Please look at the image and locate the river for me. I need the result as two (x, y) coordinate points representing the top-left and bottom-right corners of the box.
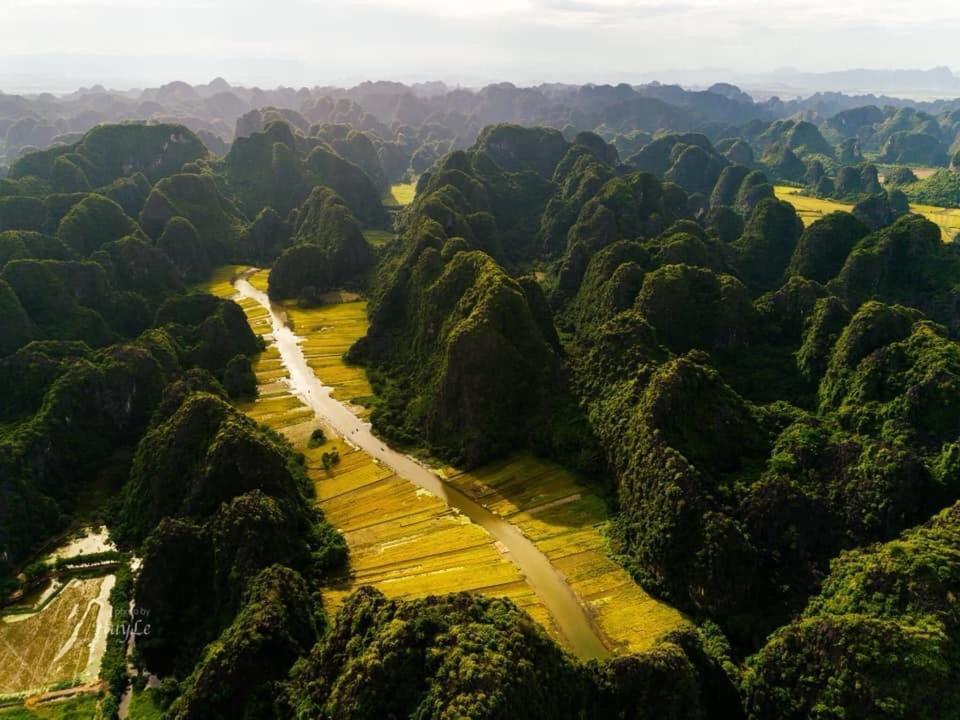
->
(232, 275), (610, 660)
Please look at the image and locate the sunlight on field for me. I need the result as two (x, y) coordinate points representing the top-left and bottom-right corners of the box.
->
(192, 264), (245, 299)
(199, 265), (684, 655)
(303, 437), (558, 639)
(200, 266), (313, 428)
(774, 186), (853, 224)
(0, 577), (114, 696)
(910, 203), (960, 241)
(383, 181), (416, 207)
(202, 268), (557, 639)
(775, 185), (960, 241)
(445, 454), (689, 654)
(284, 302), (374, 415)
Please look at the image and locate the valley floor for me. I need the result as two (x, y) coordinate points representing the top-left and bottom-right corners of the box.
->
(775, 185), (960, 239)
(200, 266), (686, 658)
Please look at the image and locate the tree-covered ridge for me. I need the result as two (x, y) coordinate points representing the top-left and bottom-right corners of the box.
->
(279, 587), (740, 720)
(3, 101), (960, 720)
(0, 290), (262, 575)
(116, 391), (346, 678)
(268, 186), (374, 302)
(343, 120), (960, 719)
(744, 502), (960, 719)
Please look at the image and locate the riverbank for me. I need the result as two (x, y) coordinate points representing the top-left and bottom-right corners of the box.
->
(201, 266), (687, 659)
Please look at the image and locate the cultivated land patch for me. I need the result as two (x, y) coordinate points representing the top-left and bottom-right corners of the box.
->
(775, 185), (960, 240)
(283, 302), (375, 415)
(202, 271), (554, 635)
(0, 576), (114, 697)
(444, 455), (688, 654)
(383, 181), (416, 207)
(201, 266), (687, 655)
(198, 267), (313, 429)
(306, 436), (557, 637)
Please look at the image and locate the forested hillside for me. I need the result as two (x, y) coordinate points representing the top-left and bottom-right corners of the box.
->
(2, 77), (960, 719)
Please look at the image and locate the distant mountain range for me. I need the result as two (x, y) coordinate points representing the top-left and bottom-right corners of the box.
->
(656, 66), (960, 101)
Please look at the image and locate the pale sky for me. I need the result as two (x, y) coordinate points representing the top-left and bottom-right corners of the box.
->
(1, 0), (959, 91)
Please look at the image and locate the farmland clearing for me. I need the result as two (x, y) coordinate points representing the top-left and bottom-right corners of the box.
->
(0, 527), (121, 699)
(382, 181), (416, 207)
(0, 575), (114, 697)
(202, 266), (687, 659)
(775, 185), (960, 240)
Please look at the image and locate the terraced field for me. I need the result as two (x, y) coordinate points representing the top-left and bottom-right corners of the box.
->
(0, 576), (115, 697)
(775, 185), (960, 240)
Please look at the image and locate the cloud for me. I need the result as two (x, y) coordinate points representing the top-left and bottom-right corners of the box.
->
(2, 0), (959, 90)
(331, 0), (531, 18)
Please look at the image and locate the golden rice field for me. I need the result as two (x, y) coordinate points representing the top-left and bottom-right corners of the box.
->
(303, 436), (558, 639)
(0, 577), (114, 697)
(282, 301), (375, 415)
(910, 203), (960, 240)
(196, 267), (313, 428)
(383, 181), (416, 207)
(775, 185), (960, 240)
(199, 265), (686, 655)
(196, 269), (558, 639)
(444, 454), (688, 654)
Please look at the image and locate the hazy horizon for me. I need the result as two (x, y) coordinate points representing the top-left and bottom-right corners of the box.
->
(3, 0), (960, 96)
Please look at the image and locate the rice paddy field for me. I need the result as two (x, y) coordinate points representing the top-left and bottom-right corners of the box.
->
(382, 181), (416, 207)
(910, 202), (960, 240)
(197, 267), (314, 429)
(305, 436), (558, 638)
(443, 455), (688, 654)
(282, 301), (375, 415)
(199, 265), (687, 656)
(775, 185), (960, 240)
(0, 576), (115, 697)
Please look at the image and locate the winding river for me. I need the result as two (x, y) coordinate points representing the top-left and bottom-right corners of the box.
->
(233, 275), (610, 660)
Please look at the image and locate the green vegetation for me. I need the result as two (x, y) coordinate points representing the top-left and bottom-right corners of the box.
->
(222, 120), (388, 226)
(5, 92), (960, 719)
(744, 502), (960, 719)
(279, 587), (739, 720)
(268, 187), (374, 301)
(114, 391), (346, 678)
(903, 168), (960, 206)
(0, 696), (99, 719)
(353, 239), (578, 466)
(9, 123), (207, 188)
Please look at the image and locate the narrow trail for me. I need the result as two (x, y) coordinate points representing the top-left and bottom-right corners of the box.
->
(233, 275), (610, 660)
